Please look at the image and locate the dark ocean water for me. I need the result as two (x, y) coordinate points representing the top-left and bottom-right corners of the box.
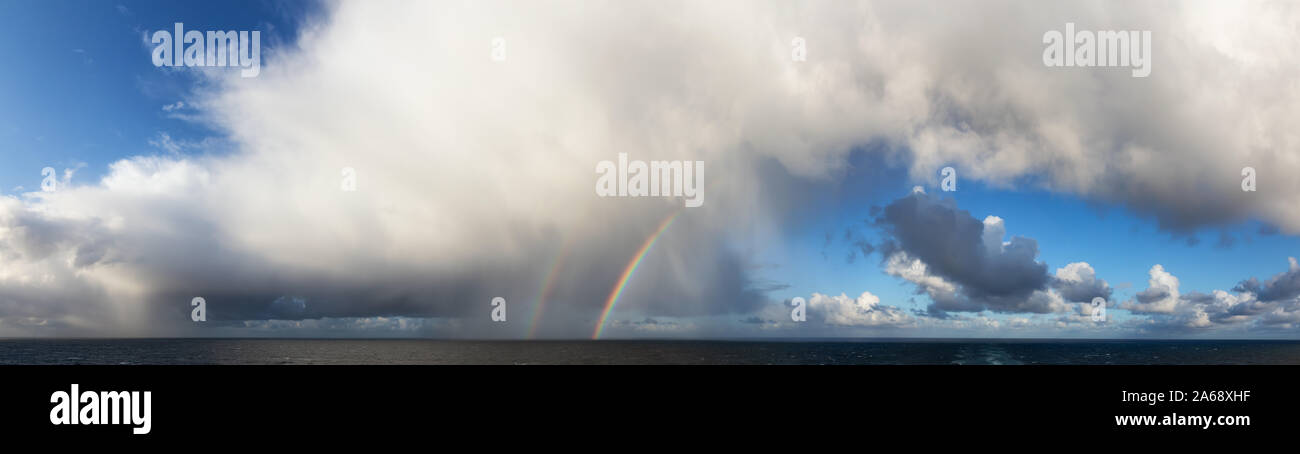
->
(3, 339), (1300, 364)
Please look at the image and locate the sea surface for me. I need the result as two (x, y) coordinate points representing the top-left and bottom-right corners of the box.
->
(3, 338), (1300, 365)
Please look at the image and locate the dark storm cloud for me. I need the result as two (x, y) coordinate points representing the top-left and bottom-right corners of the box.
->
(1233, 258), (1300, 303)
(0, 183), (774, 338)
(874, 192), (1052, 314)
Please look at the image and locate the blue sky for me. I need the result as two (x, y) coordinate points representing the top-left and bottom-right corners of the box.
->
(0, 1), (315, 191)
(765, 177), (1299, 322)
(0, 1), (1297, 339)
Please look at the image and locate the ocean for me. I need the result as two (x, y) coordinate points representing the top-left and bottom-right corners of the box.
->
(3, 338), (1300, 365)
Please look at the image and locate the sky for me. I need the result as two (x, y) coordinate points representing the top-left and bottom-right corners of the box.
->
(0, 0), (1298, 339)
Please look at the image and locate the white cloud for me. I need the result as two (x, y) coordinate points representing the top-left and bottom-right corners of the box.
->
(1123, 265), (1181, 314)
(981, 216), (1006, 255)
(807, 291), (911, 327)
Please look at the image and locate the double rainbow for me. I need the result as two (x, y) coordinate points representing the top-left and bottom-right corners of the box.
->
(526, 244), (571, 339)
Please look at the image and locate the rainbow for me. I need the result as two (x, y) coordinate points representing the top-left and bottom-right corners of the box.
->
(527, 244), (571, 339)
(591, 211), (680, 339)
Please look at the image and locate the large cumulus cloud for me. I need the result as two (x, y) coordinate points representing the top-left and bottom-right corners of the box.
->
(873, 191), (1104, 316)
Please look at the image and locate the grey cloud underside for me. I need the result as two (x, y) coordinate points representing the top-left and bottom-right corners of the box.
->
(1051, 272), (1112, 304)
(1234, 259), (1300, 303)
(0, 197), (769, 335)
(873, 193), (1056, 314)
